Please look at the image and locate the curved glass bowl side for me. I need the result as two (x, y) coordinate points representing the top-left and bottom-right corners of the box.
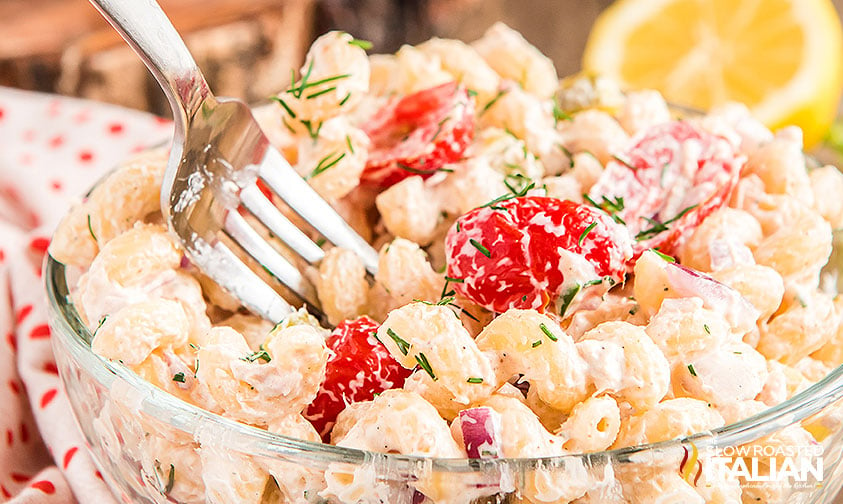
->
(45, 253), (843, 503)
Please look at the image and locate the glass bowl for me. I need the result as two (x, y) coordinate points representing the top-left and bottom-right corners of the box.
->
(44, 237), (843, 503)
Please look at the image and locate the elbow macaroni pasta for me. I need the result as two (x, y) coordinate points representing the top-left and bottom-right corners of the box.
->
(49, 24), (843, 504)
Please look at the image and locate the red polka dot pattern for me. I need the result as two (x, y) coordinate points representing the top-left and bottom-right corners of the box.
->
(28, 237), (50, 254)
(29, 324), (51, 340)
(0, 87), (168, 502)
(30, 479), (55, 494)
(16, 304), (32, 324)
(40, 389), (58, 409)
(62, 447), (78, 469)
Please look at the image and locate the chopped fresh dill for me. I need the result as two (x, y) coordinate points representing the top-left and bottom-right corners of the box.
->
(558, 284), (581, 318)
(86, 214), (97, 242)
(552, 101), (573, 124)
(386, 328), (410, 356)
(306, 86), (337, 100)
(307, 152), (346, 179)
(300, 119), (323, 140)
(650, 249), (676, 263)
(578, 221), (598, 247)
(348, 38), (373, 50)
(269, 95), (296, 118)
(396, 162), (453, 175)
(635, 205), (697, 241)
(469, 238), (491, 258)
(480, 89), (508, 115)
(539, 322), (558, 342)
(415, 352), (437, 380)
(242, 349), (271, 363)
(612, 154), (636, 170)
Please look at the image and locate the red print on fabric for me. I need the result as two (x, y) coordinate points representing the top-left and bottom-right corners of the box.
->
(30, 480), (56, 494)
(28, 237), (50, 255)
(40, 389), (58, 409)
(29, 325), (51, 340)
(63, 447), (79, 469)
(15, 304), (33, 324)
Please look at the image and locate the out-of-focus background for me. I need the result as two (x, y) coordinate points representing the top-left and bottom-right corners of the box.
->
(3, 0), (843, 151)
(2, 0), (835, 112)
(3, 0), (616, 115)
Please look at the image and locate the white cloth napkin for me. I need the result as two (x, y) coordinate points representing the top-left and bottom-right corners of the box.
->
(0, 86), (172, 503)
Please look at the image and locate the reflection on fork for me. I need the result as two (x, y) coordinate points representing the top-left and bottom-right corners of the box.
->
(87, 0), (378, 324)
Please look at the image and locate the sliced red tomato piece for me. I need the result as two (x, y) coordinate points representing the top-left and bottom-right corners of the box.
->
(304, 316), (411, 440)
(444, 196), (632, 314)
(588, 120), (744, 257)
(361, 81), (475, 187)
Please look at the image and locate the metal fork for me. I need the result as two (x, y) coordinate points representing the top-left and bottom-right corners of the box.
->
(89, 0), (379, 324)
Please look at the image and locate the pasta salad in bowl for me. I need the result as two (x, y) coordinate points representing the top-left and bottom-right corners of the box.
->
(46, 23), (843, 504)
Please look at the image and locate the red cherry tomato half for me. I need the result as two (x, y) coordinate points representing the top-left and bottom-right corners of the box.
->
(304, 316), (411, 440)
(361, 81), (475, 187)
(588, 120), (744, 257)
(445, 196), (632, 313)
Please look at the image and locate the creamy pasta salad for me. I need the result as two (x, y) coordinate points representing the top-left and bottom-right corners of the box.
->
(50, 23), (843, 504)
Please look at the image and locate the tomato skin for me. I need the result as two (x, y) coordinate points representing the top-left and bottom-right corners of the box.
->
(304, 316), (411, 440)
(361, 81), (475, 187)
(445, 196), (632, 313)
(588, 120), (744, 257)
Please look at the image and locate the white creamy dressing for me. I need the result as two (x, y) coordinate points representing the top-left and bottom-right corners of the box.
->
(575, 339), (626, 397)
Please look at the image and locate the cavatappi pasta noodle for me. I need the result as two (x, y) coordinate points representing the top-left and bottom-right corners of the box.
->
(50, 22), (843, 504)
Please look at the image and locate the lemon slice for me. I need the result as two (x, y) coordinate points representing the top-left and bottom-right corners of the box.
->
(582, 0), (843, 147)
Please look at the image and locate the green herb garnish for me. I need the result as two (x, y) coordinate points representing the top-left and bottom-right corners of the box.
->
(539, 322), (558, 342)
(299, 119), (323, 140)
(467, 377), (484, 384)
(579, 222), (598, 246)
(269, 95), (297, 118)
(349, 38), (373, 50)
(469, 238), (491, 258)
(396, 162), (453, 175)
(650, 249), (676, 263)
(172, 372), (185, 383)
(415, 352), (437, 381)
(687, 364), (697, 377)
(243, 349), (271, 363)
(635, 205), (697, 241)
(386, 328), (410, 356)
(481, 89), (508, 115)
(87, 214), (97, 242)
(558, 284), (581, 318)
(307, 152), (346, 179)
(306, 86), (337, 100)
(552, 102), (573, 124)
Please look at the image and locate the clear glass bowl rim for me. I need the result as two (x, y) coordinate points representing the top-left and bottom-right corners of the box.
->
(44, 250), (843, 472)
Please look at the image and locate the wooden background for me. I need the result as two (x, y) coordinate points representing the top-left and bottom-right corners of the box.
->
(8, 0), (842, 116)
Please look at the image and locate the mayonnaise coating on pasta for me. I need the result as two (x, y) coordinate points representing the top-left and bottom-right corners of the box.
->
(49, 23), (843, 504)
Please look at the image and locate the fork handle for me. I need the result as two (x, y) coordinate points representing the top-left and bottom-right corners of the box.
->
(87, 0), (210, 122)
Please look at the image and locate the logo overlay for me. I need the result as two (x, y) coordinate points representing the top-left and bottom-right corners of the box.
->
(679, 442), (824, 490)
